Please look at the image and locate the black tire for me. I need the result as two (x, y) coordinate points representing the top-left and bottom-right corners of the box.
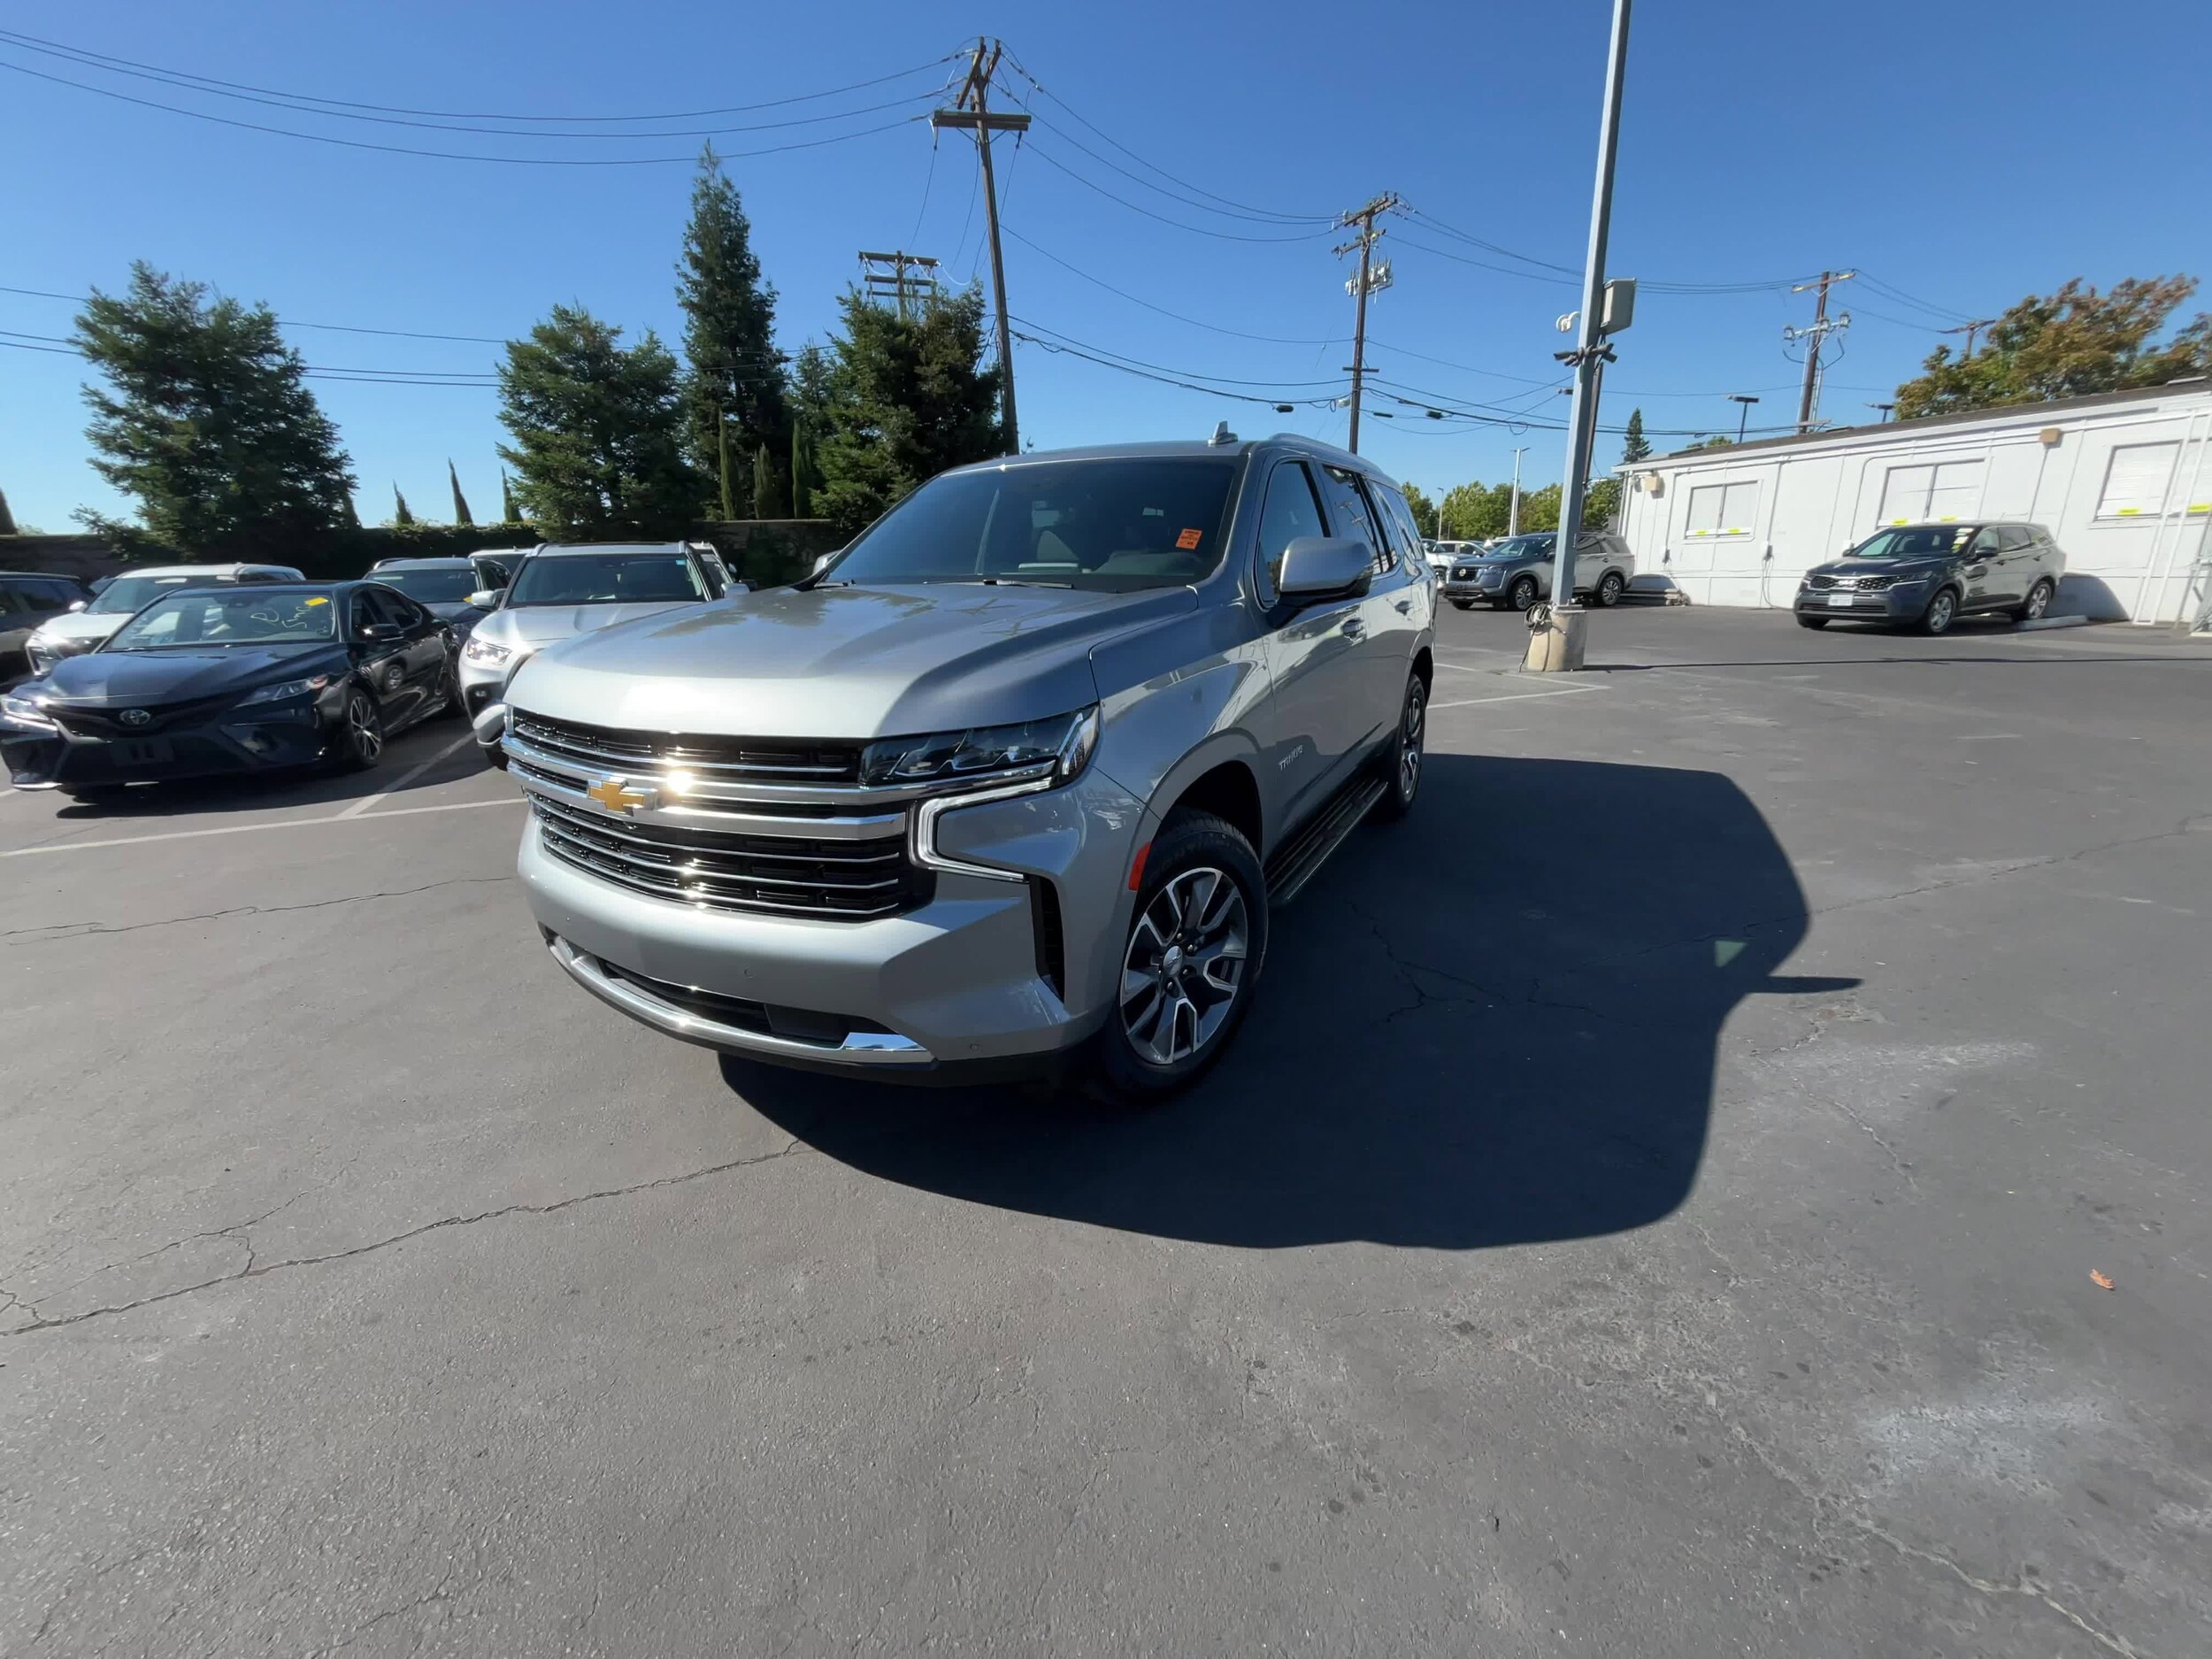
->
(1796, 615), (1830, 630)
(1448, 598), (1475, 611)
(432, 660), (465, 720)
(484, 743), (510, 771)
(329, 687), (386, 772)
(1373, 672), (1425, 821)
(1592, 570), (1625, 608)
(1094, 810), (1268, 1104)
(1508, 575), (1540, 611)
(2013, 578), (2055, 625)
(1916, 587), (1960, 637)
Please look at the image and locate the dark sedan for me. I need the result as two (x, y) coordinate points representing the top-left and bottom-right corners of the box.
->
(0, 581), (461, 798)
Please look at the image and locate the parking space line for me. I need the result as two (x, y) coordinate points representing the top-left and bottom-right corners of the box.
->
(1, 795), (523, 858)
(1430, 681), (1605, 710)
(335, 733), (480, 818)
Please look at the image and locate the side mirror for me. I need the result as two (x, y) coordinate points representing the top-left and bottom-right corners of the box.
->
(466, 589), (499, 609)
(810, 552), (837, 578)
(1276, 536), (1373, 603)
(68, 599), (88, 613)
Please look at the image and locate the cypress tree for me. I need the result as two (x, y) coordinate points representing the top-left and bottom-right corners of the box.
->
(0, 485), (17, 536)
(392, 485), (417, 527)
(448, 460), (474, 526)
(500, 472), (519, 525)
(1621, 407), (1652, 465)
(751, 444), (787, 519)
(678, 144), (784, 511)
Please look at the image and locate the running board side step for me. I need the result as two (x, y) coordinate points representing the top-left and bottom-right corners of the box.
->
(1263, 774), (1387, 908)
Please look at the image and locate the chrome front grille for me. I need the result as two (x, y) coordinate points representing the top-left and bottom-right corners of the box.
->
(529, 794), (924, 919)
(510, 711), (861, 784)
(1805, 573), (1837, 590)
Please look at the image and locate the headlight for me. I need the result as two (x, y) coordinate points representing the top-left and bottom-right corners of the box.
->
(464, 636), (512, 664)
(861, 706), (1100, 790)
(2, 691), (58, 730)
(236, 674), (333, 706)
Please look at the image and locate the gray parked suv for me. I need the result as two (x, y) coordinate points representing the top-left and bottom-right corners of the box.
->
(1442, 530), (1635, 611)
(501, 434), (1434, 1099)
(1795, 521), (2065, 634)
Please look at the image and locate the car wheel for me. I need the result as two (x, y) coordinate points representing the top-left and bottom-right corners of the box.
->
(331, 687), (386, 772)
(432, 661), (465, 720)
(1373, 672), (1425, 821)
(1916, 587), (1959, 637)
(1796, 616), (1831, 629)
(1095, 810), (1267, 1103)
(1593, 570), (1625, 608)
(2014, 578), (2055, 624)
(1448, 598), (1475, 611)
(1509, 575), (1540, 611)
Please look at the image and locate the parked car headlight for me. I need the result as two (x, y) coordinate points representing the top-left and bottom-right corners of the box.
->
(861, 706), (1100, 790)
(2, 691), (58, 730)
(464, 635), (511, 664)
(236, 674), (333, 706)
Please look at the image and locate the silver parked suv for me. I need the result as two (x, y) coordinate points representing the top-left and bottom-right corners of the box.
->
(1442, 529), (1634, 611)
(502, 434), (1434, 1099)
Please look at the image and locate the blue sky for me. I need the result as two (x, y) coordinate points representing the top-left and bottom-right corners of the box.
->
(4, 0), (2208, 534)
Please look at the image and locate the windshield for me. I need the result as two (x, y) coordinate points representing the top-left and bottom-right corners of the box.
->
(104, 588), (339, 650)
(371, 568), (478, 603)
(88, 573), (233, 615)
(828, 457), (1240, 591)
(505, 553), (705, 607)
(1847, 526), (1972, 560)
(1487, 534), (1556, 557)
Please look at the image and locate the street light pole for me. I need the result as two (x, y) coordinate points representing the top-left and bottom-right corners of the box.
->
(1545, 0), (1633, 657)
(1728, 393), (1760, 444)
(1509, 446), (1527, 535)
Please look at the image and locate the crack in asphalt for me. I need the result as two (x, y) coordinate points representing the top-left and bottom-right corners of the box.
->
(0, 875), (516, 945)
(1, 1141), (808, 1340)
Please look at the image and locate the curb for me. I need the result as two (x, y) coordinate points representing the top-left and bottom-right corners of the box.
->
(2016, 614), (2092, 632)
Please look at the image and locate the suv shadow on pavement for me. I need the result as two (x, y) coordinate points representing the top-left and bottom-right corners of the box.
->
(734, 753), (1853, 1251)
(38, 725), (487, 821)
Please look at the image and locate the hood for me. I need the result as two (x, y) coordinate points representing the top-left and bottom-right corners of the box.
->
(510, 582), (1194, 739)
(1809, 556), (1954, 579)
(422, 601), (486, 628)
(486, 601), (696, 650)
(30, 610), (124, 646)
(36, 641), (345, 706)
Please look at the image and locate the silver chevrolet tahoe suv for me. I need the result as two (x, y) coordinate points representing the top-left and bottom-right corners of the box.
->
(502, 434), (1434, 1099)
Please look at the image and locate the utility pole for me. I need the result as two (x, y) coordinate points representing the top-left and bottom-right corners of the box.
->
(1509, 446), (1527, 535)
(859, 250), (941, 319)
(1542, 0), (1635, 663)
(1728, 392), (1760, 444)
(932, 40), (1029, 455)
(1786, 270), (1855, 434)
(1334, 192), (1400, 454)
(1940, 317), (1995, 360)
(1869, 401), (1895, 423)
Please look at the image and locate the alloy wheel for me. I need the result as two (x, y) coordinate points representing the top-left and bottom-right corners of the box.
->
(2024, 581), (2052, 620)
(1510, 576), (1539, 611)
(1120, 866), (1250, 1066)
(1399, 680), (1425, 802)
(1925, 591), (1955, 635)
(348, 695), (382, 763)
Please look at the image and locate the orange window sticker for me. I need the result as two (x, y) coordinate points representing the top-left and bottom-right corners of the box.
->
(1175, 527), (1203, 550)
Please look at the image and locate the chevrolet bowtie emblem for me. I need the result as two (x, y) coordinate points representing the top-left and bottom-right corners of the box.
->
(586, 776), (657, 815)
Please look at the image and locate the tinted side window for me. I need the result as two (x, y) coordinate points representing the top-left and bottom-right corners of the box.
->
(1969, 527), (2002, 557)
(0, 581), (29, 617)
(1997, 526), (2033, 551)
(1375, 484), (1427, 572)
(1319, 465), (1390, 574)
(1254, 460), (1327, 606)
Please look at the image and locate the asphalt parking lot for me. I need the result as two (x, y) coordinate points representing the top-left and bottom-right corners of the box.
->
(4, 603), (2209, 1657)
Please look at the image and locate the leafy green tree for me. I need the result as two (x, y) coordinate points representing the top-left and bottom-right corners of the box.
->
(497, 305), (697, 534)
(1398, 480), (1439, 537)
(72, 262), (357, 552)
(814, 287), (1003, 533)
(1620, 408), (1652, 465)
(0, 486), (17, 536)
(392, 485), (418, 527)
(448, 460), (473, 526)
(500, 472), (519, 524)
(790, 419), (822, 518)
(751, 444), (788, 518)
(1685, 434), (1735, 451)
(677, 144), (784, 511)
(1583, 475), (1623, 528)
(1894, 276), (2209, 419)
(1517, 482), (1563, 532)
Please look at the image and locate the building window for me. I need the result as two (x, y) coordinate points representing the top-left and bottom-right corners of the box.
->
(2093, 442), (2190, 519)
(1684, 480), (1757, 537)
(1878, 459), (1983, 525)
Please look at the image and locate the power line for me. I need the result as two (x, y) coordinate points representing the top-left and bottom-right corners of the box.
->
(0, 282), (511, 343)
(1002, 225), (1342, 345)
(1855, 272), (1975, 323)
(0, 30), (962, 124)
(0, 333), (503, 385)
(1019, 143), (1336, 244)
(0, 58), (932, 165)
(1009, 328), (1333, 410)
(1018, 111), (1333, 227)
(1010, 316), (1340, 389)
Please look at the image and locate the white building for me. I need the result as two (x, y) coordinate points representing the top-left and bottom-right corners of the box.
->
(1615, 380), (2212, 628)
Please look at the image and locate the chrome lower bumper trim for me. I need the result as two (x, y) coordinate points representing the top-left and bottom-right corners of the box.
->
(547, 934), (933, 1066)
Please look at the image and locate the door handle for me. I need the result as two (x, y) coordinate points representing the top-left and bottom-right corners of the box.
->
(1341, 618), (1366, 639)
(1392, 598), (1413, 615)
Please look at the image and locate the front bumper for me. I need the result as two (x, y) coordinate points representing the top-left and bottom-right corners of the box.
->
(1443, 572), (1503, 601)
(458, 648), (529, 748)
(3, 695), (342, 788)
(24, 634), (96, 677)
(1794, 583), (1925, 621)
(512, 761), (1148, 1077)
